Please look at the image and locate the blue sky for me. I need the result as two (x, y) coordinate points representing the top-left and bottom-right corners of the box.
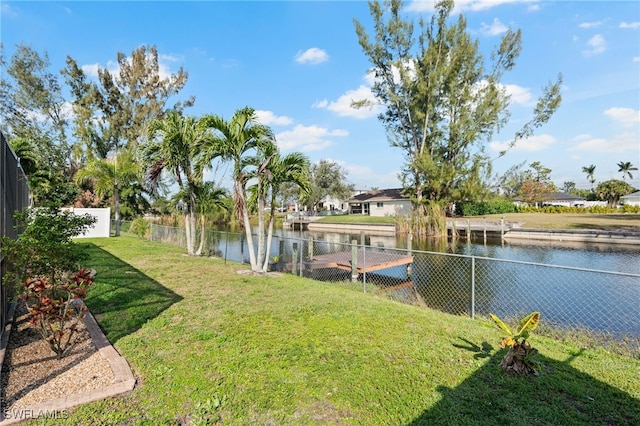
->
(1, 0), (639, 192)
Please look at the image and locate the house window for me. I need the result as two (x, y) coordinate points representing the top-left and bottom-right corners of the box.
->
(376, 202), (384, 208)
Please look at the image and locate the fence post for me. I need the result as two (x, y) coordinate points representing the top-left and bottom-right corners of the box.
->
(308, 235), (313, 260)
(362, 244), (367, 294)
(351, 239), (358, 283)
(471, 256), (476, 320)
(407, 233), (413, 279)
(224, 232), (229, 264)
(483, 218), (487, 244)
(292, 242), (298, 276)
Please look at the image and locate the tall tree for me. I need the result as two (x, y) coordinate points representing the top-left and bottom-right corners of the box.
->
(144, 112), (207, 255)
(302, 160), (353, 211)
(596, 179), (634, 207)
(199, 107), (277, 272)
(353, 0), (562, 211)
(0, 44), (76, 204)
(74, 148), (140, 236)
(581, 164), (596, 192)
(617, 161), (637, 181)
(562, 181), (576, 194)
(64, 45), (193, 158)
(515, 161), (556, 206)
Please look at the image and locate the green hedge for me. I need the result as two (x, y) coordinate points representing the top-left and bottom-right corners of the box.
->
(456, 200), (517, 216)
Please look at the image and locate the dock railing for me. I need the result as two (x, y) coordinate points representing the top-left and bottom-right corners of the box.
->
(150, 224), (640, 338)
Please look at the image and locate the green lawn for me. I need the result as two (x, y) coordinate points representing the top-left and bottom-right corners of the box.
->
(42, 235), (639, 425)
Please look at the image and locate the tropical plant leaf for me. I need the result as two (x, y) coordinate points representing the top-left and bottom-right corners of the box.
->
(516, 311), (540, 335)
(490, 313), (512, 336)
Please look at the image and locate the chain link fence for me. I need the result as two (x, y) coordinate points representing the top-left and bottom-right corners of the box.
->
(1, 132), (31, 337)
(150, 224), (640, 338)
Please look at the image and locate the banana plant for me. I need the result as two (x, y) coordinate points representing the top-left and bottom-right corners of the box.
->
(490, 311), (541, 375)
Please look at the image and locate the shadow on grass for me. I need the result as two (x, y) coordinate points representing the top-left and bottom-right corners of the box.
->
(81, 242), (182, 344)
(409, 339), (640, 425)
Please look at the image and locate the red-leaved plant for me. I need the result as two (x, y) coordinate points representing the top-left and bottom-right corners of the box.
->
(20, 268), (95, 359)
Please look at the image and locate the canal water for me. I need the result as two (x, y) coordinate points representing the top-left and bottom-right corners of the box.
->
(203, 225), (640, 336)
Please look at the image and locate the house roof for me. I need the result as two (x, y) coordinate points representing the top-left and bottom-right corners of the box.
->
(621, 191), (640, 200)
(347, 188), (409, 203)
(543, 192), (586, 201)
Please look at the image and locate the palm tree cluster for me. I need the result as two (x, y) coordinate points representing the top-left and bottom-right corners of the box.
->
(144, 107), (310, 271)
(582, 161), (638, 190)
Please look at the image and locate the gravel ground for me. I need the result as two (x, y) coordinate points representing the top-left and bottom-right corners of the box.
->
(1, 301), (115, 412)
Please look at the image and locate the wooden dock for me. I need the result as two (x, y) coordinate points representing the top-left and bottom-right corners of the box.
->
(304, 249), (413, 273)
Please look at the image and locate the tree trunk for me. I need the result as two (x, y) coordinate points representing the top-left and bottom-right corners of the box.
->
(262, 201), (277, 272)
(195, 214), (205, 256)
(236, 181), (257, 270)
(114, 185), (121, 237)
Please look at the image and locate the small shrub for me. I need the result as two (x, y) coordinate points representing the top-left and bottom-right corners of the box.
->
(130, 217), (150, 239)
(1, 206), (96, 358)
(0, 207), (96, 286)
(490, 311), (541, 376)
(20, 268), (95, 358)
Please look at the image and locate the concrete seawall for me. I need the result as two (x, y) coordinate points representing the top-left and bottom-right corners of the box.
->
(504, 228), (640, 245)
(308, 221), (640, 245)
(307, 222), (397, 235)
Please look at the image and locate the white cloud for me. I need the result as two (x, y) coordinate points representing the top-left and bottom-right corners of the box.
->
(255, 110), (293, 126)
(481, 18), (508, 36)
(633, 57), (640, 63)
(295, 48), (329, 64)
(490, 134), (556, 153)
(570, 132), (638, 153)
(322, 158), (400, 189)
(604, 107), (640, 127)
(314, 85), (383, 119)
(583, 34), (606, 56)
(406, 0), (537, 13)
(344, 163), (401, 189)
(620, 22), (640, 29)
(1, 4), (19, 18)
(502, 83), (533, 106)
(276, 124), (348, 152)
(578, 20), (605, 29)
(160, 53), (183, 62)
(81, 51), (178, 80)
(81, 63), (101, 78)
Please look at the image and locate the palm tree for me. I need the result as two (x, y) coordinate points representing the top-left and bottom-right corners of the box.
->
(75, 148), (139, 236)
(199, 107), (275, 271)
(617, 161), (637, 181)
(259, 148), (310, 272)
(246, 142), (310, 271)
(193, 182), (229, 256)
(144, 111), (208, 255)
(9, 137), (39, 176)
(581, 164), (596, 192)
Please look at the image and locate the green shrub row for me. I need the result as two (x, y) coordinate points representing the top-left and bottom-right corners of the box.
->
(514, 204), (640, 214)
(456, 200), (517, 216)
(456, 202), (640, 216)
